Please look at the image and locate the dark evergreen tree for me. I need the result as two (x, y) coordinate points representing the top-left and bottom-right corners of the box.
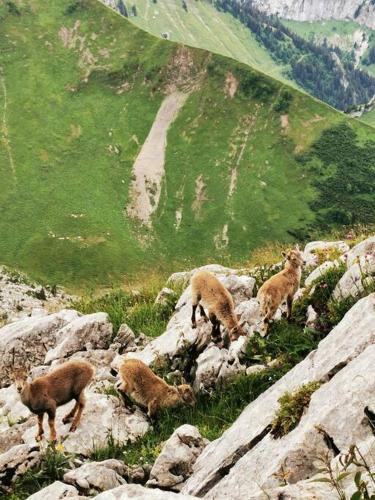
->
(117, 0), (128, 17)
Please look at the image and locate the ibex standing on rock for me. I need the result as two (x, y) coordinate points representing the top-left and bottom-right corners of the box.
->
(257, 246), (305, 336)
(191, 270), (246, 343)
(11, 359), (94, 442)
(117, 359), (196, 417)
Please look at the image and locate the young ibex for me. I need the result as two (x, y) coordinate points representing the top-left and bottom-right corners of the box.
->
(257, 246), (305, 335)
(191, 270), (246, 343)
(116, 359), (196, 417)
(11, 359), (94, 442)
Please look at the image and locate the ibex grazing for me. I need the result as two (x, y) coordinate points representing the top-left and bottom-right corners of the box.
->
(257, 246), (305, 336)
(191, 270), (246, 343)
(11, 359), (94, 442)
(117, 359), (196, 417)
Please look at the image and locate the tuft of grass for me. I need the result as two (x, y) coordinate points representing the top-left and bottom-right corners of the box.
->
(245, 320), (321, 367)
(6, 444), (72, 500)
(72, 286), (178, 336)
(271, 381), (321, 438)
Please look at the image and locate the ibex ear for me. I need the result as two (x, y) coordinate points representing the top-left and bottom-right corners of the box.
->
(295, 244), (300, 251)
(281, 251), (287, 258)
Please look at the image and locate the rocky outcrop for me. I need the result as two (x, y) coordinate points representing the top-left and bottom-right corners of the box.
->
(333, 254), (375, 300)
(63, 459), (126, 493)
(26, 481), (81, 500)
(193, 342), (246, 392)
(147, 425), (209, 491)
(252, 0), (375, 30)
(0, 444), (40, 487)
(303, 240), (349, 268)
(346, 235), (375, 266)
(204, 343), (375, 498)
(0, 309), (80, 387)
(45, 312), (113, 364)
(94, 484), (195, 499)
(0, 266), (69, 325)
(183, 293), (375, 496)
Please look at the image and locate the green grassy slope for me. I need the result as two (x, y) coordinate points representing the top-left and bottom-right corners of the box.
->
(0, 0), (373, 288)
(125, 0), (292, 85)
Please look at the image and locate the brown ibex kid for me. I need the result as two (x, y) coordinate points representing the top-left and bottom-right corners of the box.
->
(11, 359), (94, 442)
(191, 270), (246, 343)
(257, 246), (305, 335)
(117, 358), (196, 417)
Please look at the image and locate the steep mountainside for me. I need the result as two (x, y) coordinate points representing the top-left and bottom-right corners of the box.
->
(111, 0), (375, 113)
(102, 0), (293, 85)
(252, 0), (375, 29)
(0, 0), (374, 288)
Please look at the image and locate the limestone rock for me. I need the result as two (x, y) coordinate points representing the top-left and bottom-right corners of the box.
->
(147, 424), (208, 491)
(64, 459), (126, 492)
(346, 235), (375, 267)
(0, 444), (40, 486)
(246, 364), (267, 376)
(204, 344), (375, 499)
(0, 309), (80, 387)
(333, 254), (375, 300)
(155, 287), (175, 305)
(251, 0), (375, 30)
(194, 344), (245, 392)
(304, 260), (339, 287)
(45, 313), (113, 364)
(22, 392), (149, 456)
(183, 293), (375, 496)
(166, 264), (236, 287)
(94, 483), (195, 499)
(306, 305), (318, 328)
(303, 241), (349, 268)
(26, 481), (81, 500)
(109, 324), (136, 354)
(0, 266), (69, 325)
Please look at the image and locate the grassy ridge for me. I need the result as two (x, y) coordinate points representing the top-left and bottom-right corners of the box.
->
(125, 0), (292, 85)
(0, 0), (373, 288)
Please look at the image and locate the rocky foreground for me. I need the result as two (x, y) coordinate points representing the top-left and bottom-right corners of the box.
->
(0, 236), (374, 499)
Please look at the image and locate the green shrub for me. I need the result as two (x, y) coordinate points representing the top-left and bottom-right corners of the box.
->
(274, 89), (293, 113)
(271, 381), (321, 438)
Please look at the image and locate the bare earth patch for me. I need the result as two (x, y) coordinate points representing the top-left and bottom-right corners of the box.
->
(225, 72), (238, 99)
(127, 92), (189, 227)
(191, 174), (208, 217)
(281, 114), (289, 129)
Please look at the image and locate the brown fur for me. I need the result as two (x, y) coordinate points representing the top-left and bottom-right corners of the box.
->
(257, 246), (305, 335)
(191, 270), (245, 342)
(117, 359), (196, 417)
(11, 360), (94, 442)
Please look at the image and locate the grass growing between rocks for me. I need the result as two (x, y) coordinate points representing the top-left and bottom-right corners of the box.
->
(5, 446), (73, 500)
(92, 366), (290, 467)
(72, 285), (180, 337)
(271, 381), (321, 438)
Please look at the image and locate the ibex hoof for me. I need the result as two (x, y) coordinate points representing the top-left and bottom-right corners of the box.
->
(192, 323), (197, 329)
(35, 434), (43, 442)
(62, 416), (72, 424)
(69, 424), (77, 433)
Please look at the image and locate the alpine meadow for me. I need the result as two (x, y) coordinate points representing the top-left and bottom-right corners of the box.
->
(0, 0), (374, 288)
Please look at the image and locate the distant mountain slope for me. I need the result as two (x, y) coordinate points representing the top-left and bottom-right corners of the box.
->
(108, 0), (375, 113)
(252, 0), (375, 29)
(102, 0), (293, 86)
(0, 0), (374, 287)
